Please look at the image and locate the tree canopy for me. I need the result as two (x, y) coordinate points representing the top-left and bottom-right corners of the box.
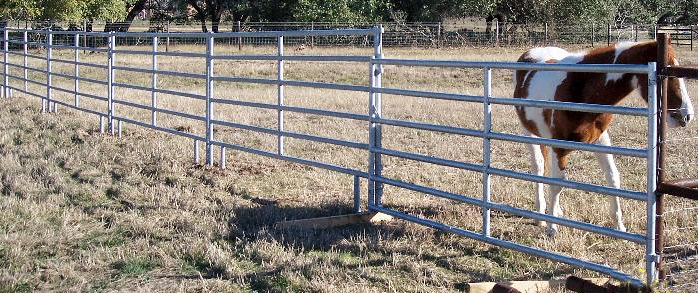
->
(1, 0), (696, 29)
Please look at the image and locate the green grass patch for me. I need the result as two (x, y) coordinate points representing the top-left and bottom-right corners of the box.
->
(0, 281), (33, 293)
(111, 257), (155, 277)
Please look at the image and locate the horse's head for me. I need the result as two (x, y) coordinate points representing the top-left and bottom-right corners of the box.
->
(666, 55), (694, 128)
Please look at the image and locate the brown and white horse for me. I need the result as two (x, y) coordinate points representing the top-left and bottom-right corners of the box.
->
(513, 41), (694, 236)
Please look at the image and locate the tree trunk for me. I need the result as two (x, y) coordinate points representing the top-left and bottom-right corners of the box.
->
(208, 0), (222, 33)
(188, 0), (208, 32)
(211, 10), (222, 33)
(103, 0), (147, 32)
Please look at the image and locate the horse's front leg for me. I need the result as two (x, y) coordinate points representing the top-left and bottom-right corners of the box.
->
(547, 148), (568, 237)
(594, 131), (626, 232)
(524, 131), (547, 227)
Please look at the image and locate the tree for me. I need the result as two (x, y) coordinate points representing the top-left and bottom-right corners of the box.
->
(0, 0), (41, 20)
(180, 0), (250, 32)
(96, 0), (149, 32)
(292, 0), (392, 22)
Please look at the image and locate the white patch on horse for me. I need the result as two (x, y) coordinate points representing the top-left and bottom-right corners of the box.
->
(526, 47), (570, 62)
(679, 78), (695, 118)
(673, 59), (694, 123)
(522, 47), (585, 137)
(605, 42), (636, 86)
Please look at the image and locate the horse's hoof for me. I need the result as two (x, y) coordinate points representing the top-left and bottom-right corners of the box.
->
(617, 224), (627, 232)
(546, 226), (558, 237)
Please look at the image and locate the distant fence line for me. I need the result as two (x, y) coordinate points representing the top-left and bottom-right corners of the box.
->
(4, 20), (696, 49)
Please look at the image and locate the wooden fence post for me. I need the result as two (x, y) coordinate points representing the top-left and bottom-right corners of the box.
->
(634, 24), (638, 42)
(607, 23), (611, 46)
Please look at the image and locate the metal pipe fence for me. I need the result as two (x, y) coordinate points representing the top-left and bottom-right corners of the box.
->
(5, 20), (696, 49)
(0, 26), (661, 288)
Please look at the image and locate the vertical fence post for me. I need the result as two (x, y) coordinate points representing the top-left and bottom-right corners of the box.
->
(74, 33), (79, 107)
(607, 23), (611, 46)
(194, 140), (200, 164)
(45, 30), (52, 113)
(277, 35), (285, 155)
(646, 61), (659, 286)
(653, 25), (658, 40)
(2, 27), (8, 98)
(23, 31), (27, 92)
(634, 25), (638, 42)
(82, 21), (87, 54)
(655, 33), (669, 282)
(367, 25), (384, 208)
(544, 22), (548, 45)
(691, 25), (694, 51)
(374, 25), (384, 206)
(151, 36), (158, 126)
(165, 21), (170, 52)
(482, 67), (492, 237)
(436, 22), (442, 48)
(494, 20), (500, 47)
(237, 21), (242, 51)
(367, 58), (376, 208)
(591, 23), (595, 47)
(353, 175), (361, 213)
(205, 33), (214, 166)
(310, 22), (315, 49)
(220, 146), (226, 169)
(107, 32), (114, 134)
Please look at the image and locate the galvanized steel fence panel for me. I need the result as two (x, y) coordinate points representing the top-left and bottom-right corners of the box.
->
(0, 26), (661, 287)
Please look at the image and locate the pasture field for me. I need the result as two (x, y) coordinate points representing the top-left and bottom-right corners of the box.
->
(0, 43), (697, 292)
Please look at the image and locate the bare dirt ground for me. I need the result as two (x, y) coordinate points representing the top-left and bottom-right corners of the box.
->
(0, 42), (697, 292)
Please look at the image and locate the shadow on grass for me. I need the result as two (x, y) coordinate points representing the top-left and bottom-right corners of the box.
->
(227, 198), (407, 251)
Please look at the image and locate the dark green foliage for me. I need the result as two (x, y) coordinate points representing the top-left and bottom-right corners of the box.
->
(1, 0), (696, 26)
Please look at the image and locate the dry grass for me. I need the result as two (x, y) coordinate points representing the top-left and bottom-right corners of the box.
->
(0, 43), (697, 292)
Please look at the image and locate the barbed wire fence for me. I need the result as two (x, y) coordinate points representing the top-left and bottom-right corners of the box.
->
(3, 19), (695, 50)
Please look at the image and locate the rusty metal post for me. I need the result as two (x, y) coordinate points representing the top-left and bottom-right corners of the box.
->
(655, 32), (669, 282)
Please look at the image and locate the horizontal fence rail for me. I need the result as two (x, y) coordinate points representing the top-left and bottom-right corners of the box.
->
(0, 26), (661, 288)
